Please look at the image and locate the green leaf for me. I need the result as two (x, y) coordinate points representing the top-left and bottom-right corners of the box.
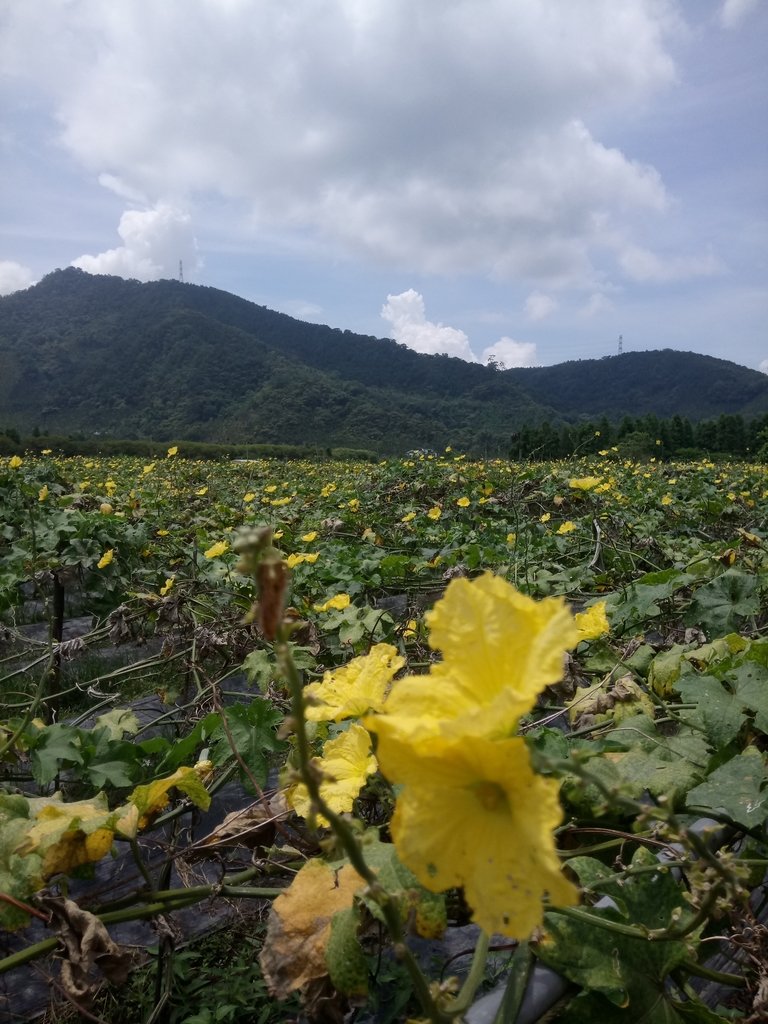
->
(92, 707), (140, 740)
(30, 723), (84, 786)
(686, 748), (768, 828)
(676, 671), (746, 748)
(685, 569), (760, 637)
(209, 700), (285, 791)
(539, 847), (694, 1016)
(241, 649), (274, 690)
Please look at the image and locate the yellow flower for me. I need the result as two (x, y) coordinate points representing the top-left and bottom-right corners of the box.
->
(265, 484), (277, 493)
(456, 496), (470, 508)
(41, 449), (52, 455)
(661, 494), (673, 506)
(9, 455), (22, 469)
(38, 485), (49, 502)
(243, 492), (256, 503)
(427, 506), (442, 521)
(301, 531), (318, 543)
(401, 511), (417, 523)
(196, 486), (208, 496)
(539, 512), (551, 523)
(97, 549), (114, 569)
(160, 578), (174, 596)
(320, 483), (336, 497)
(383, 733), (577, 937)
(156, 529), (169, 537)
(304, 644), (404, 722)
(305, 552), (319, 564)
(569, 476), (602, 491)
(313, 593), (352, 614)
(287, 724), (378, 825)
(556, 521), (576, 535)
(204, 541), (229, 559)
(271, 496), (292, 506)
(142, 463), (156, 475)
(506, 532), (516, 544)
(167, 446), (178, 457)
(105, 480), (117, 495)
(348, 498), (360, 511)
(367, 574), (578, 745)
(574, 601), (610, 641)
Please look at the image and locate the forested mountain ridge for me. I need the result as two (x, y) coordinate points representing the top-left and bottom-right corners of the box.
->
(0, 268), (766, 452)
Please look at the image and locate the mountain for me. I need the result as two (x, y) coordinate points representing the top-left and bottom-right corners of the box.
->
(0, 268), (766, 452)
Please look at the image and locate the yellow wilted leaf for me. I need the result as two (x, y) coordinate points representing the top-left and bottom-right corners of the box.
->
(259, 858), (365, 999)
(123, 767), (211, 833)
(16, 794), (117, 880)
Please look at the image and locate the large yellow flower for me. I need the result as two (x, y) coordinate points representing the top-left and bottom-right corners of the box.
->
(368, 574), (577, 744)
(304, 644), (404, 722)
(288, 724), (377, 825)
(383, 733), (577, 937)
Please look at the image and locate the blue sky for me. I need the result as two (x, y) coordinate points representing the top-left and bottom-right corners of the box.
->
(1, 0), (766, 371)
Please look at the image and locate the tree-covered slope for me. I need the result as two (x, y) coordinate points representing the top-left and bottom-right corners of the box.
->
(0, 269), (553, 449)
(0, 268), (766, 450)
(509, 350), (768, 421)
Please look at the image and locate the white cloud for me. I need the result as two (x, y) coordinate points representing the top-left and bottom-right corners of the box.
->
(0, 1), (686, 289)
(524, 291), (557, 321)
(482, 337), (538, 368)
(382, 289), (538, 367)
(381, 290), (477, 361)
(71, 203), (198, 281)
(758, 358), (768, 374)
(618, 244), (721, 283)
(0, 260), (36, 295)
(720, 0), (760, 29)
(579, 292), (614, 317)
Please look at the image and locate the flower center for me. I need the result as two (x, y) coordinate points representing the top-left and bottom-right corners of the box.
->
(473, 780), (506, 812)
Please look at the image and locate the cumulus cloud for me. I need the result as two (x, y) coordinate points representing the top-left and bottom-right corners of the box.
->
(720, 0), (760, 28)
(0, 1), (695, 289)
(0, 260), (36, 295)
(71, 203), (198, 281)
(758, 358), (768, 374)
(481, 338), (538, 369)
(382, 289), (538, 367)
(381, 290), (477, 361)
(524, 292), (558, 321)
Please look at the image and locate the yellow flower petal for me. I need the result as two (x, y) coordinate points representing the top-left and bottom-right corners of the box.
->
(301, 531), (318, 542)
(204, 540), (229, 559)
(556, 521), (576, 535)
(574, 601), (610, 641)
(305, 644), (404, 722)
(313, 593), (351, 613)
(97, 549), (114, 569)
(288, 724), (377, 824)
(385, 734), (577, 937)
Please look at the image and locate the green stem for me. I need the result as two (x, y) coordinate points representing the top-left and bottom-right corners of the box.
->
(278, 635), (446, 1023)
(451, 930), (490, 1013)
(679, 959), (746, 989)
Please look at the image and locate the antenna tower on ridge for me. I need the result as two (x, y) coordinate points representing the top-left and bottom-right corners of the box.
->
(179, 260), (184, 284)
(617, 334), (623, 355)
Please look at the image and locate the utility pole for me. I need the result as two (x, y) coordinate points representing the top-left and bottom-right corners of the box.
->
(179, 260), (184, 284)
(617, 334), (623, 355)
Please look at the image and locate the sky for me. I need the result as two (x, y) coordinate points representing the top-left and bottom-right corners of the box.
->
(1, 0), (766, 372)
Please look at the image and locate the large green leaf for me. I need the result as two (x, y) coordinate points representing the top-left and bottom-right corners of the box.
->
(676, 671), (746, 749)
(685, 569), (760, 637)
(539, 847), (694, 1016)
(686, 747), (768, 828)
(209, 699), (285, 790)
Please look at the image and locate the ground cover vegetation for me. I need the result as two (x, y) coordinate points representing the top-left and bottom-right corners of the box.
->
(0, 447), (767, 1022)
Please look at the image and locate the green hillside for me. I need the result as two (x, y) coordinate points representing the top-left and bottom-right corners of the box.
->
(0, 268), (766, 452)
